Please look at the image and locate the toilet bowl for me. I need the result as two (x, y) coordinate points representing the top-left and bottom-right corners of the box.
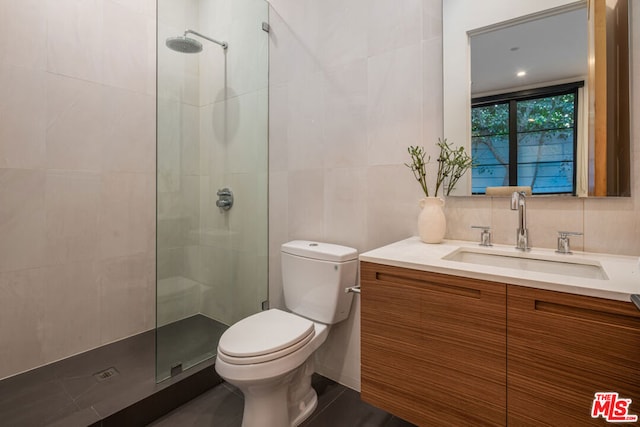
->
(216, 309), (329, 427)
(215, 241), (358, 427)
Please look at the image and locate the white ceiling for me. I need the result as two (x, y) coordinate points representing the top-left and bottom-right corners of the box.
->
(470, 7), (588, 96)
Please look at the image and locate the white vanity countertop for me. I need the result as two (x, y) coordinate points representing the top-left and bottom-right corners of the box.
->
(359, 237), (640, 302)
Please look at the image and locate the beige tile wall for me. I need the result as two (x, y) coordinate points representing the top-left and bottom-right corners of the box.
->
(268, 0), (442, 391)
(268, 0), (640, 392)
(0, 0), (156, 380)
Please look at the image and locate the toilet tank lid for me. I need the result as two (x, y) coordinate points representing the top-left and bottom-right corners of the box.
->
(281, 241), (358, 262)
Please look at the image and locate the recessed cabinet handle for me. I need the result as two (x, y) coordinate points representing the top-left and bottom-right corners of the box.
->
(376, 272), (481, 299)
(535, 300), (639, 327)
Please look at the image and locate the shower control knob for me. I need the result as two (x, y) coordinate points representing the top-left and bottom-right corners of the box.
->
(216, 188), (233, 211)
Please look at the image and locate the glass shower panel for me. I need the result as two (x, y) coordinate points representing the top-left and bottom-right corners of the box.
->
(156, 0), (269, 382)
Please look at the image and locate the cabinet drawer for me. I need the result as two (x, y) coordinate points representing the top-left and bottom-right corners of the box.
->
(507, 285), (640, 426)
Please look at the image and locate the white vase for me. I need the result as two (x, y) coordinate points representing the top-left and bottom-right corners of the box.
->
(418, 197), (446, 243)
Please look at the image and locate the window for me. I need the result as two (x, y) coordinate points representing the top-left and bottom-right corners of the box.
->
(471, 83), (582, 195)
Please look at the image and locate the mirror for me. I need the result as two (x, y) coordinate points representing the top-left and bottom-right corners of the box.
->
(443, 0), (631, 197)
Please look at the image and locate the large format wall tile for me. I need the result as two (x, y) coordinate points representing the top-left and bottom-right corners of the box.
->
(322, 60), (368, 169)
(365, 164), (423, 251)
(46, 73), (105, 172)
(0, 0), (157, 380)
(422, 0), (443, 41)
(109, 0), (156, 18)
(41, 262), (101, 363)
(0, 64), (46, 169)
(157, 98), (183, 193)
(199, 103), (227, 176)
(230, 252), (267, 324)
(366, 0), (422, 57)
(158, 0), (197, 30)
(490, 197), (522, 246)
(287, 169), (325, 241)
(308, 0), (367, 69)
(157, 247), (185, 281)
(267, 6), (318, 87)
(366, 43), (423, 167)
(525, 197), (585, 251)
(45, 171), (101, 265)
(103, 0), (155, 95)
(0, 0), (47, 70)
(324, 167), (367, 250)
(0, 268), (47, 379)
(98, 173), (155, 260)
(227, 12), (264, 97)
(46, 0), (104, 83)
(422, 36), (444, 146)
(99, 255), (154, 343)
(268, 84), (289, 173)
(285, 72), (325, 171)
(102, 88), (155, 173)
(224, 92), (263, 174)
(584, 198), (640, 255)
(228, 172), (268, 254)
(0, 169), (46, 272)
(444, 196), (492, 242)
(314, 296), (362, 390)
(198, 44), (227, 106)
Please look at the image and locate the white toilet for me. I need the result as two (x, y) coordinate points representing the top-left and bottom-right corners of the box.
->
(214, 240), (358, 427)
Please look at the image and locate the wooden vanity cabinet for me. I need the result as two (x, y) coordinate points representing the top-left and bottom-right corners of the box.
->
(507, 285), (640, 426)
(360, 262), (507, 426)
(361, 262), (640, 426)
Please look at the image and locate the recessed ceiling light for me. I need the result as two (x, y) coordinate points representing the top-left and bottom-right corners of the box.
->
(510, 47), (520, 52)
(517, 71), (527, 77)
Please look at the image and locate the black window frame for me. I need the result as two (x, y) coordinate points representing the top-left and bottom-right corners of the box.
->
(471, 81), (584, 195)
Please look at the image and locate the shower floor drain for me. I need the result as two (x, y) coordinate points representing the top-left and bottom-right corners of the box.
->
(93, 367), (119, 382)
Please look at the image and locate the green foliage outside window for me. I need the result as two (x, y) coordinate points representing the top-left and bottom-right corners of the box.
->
(471, 91), (577, 194)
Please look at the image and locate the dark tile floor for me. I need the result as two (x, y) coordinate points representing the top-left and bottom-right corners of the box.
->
(0, 315), (226, 427)
(149, 375), (416, 427)
(2, 315), (415, 427)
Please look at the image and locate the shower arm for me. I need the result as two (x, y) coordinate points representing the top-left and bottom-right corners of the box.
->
(184, 29), (228, 49)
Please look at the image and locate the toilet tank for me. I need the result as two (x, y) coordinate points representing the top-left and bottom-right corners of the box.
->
(281, 241), (358, 324)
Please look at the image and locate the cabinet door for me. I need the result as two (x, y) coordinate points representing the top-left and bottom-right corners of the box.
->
(360, 262), (506, 426)
(508, 285), (640, 426)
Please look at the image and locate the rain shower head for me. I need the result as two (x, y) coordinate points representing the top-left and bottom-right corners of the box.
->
(166, 29), (228, 53)
(166, 36), (203, 53)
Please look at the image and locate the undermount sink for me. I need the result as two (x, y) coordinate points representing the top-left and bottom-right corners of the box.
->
(442, 248), (609, 280)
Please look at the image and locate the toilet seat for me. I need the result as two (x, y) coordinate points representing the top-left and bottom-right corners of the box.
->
(217, 309), (315, 365)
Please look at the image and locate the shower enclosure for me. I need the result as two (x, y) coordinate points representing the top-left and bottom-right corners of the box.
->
(156, 0), (269, 381)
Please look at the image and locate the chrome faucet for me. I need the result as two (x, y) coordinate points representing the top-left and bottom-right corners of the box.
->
(510, 191), (530, 251)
